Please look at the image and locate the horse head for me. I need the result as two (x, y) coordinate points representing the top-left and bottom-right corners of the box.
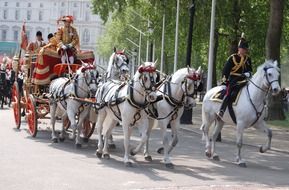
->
(113, 50), (130, 80)
(260, 60), (280, 95)
(184, 66), (202, 97)
(77, 63), (99, 96)
(136, 61), (158, 102)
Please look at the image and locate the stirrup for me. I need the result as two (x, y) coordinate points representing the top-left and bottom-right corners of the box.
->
(217, 110), (224, 118)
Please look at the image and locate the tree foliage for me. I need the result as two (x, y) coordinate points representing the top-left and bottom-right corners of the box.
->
(91, 0), (289, 79)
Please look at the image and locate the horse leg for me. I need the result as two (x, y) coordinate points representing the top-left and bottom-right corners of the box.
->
(75, 108), (89, 148)
(131, 117), (149, 156)
(59, 114), (68, 142)
(122, 120), (133, 166)
(254, 121), (272, 153)
(95, 110), (106, 158)
(143, 118), (154, 161)
(211, 119), (224, 161)
(236, 125), (246, 167)
(200, 113), (215, 158)
(50, 104), (58, 143)
(158, 120), (174, 168)
(168, 120), (178, 154)
(102, 118), (117, 159)
(67, 110), (77, 141)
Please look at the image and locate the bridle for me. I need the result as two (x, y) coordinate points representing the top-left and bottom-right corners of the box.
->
(246, 66), (280, 126)
(137, 65), (157, 92)
(73, 66), (98, 97)
(247, 66), (279, 94)
(113, 52), (129, 71)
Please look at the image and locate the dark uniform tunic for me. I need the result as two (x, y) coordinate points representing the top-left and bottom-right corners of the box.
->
(219, 53), (252, 115)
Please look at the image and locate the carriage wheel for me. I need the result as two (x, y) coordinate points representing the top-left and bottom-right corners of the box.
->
(63, 116), (95, 139)
(82, 118), (95, 139)
(12, 82), (21, 129)
(26, 94), (38, 137)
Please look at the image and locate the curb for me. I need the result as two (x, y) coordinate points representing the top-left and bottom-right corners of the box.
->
(180, 126), (289, 155)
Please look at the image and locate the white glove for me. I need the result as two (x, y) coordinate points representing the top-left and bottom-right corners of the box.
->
(243, 72), (251, 78)
(61, 44), (67, 50)
(66, 43), (72, 49)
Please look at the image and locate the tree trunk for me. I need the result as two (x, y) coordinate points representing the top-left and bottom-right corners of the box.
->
(229, 0), (241, 54)
(266, 0), (285, 120)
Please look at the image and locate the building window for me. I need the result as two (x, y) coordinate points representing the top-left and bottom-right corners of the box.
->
(27, 10), (32, 21)
(26, 31), (30, 41)
(60, 10), (65, 17)
(14, 30), (19, 41)
(73, 11), (77, 20)
(61, 2), (65, 7)
(1, 30), (7, 41)
(85, 12), (90, 21)
(83, 29), (90, 44)
(4, 2), (8, 6)
(40, 3), (43, 8)
(39, 11), (43, 21)
(28, 3), (31, 7)
(3, 10), (8, 20)
(86, 3), (90, 8)
(73, 2), (78, 7)
(16, 2), (19, 7)
(15, 10), (20, 20)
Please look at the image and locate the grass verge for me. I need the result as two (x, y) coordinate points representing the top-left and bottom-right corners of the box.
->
(267, 111), (289, 128)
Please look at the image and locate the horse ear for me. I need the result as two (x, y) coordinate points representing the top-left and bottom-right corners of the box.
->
(122, 48), (125, 53)
(273, 60), (278, 67)
(153, 59), (158, 67)
(187, 65), (191, 73)
(113, 47), (116, 52)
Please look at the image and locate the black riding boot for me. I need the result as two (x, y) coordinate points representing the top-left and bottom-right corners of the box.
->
(217, 95), (230, 118)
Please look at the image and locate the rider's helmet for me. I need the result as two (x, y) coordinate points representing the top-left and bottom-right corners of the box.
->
(238, 33), (249, 50)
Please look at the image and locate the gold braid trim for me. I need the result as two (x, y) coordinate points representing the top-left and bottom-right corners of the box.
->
(230, 55), (247, 75)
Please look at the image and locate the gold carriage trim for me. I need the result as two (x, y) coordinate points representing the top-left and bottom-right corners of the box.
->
(32, 77), (52, 85)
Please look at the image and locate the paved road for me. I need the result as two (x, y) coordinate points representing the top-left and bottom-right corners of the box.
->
(0, 107), (289, 190)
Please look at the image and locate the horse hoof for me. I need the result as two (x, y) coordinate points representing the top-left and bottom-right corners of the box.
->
(82, 137), (89, 143)
(157, 147), (164, 154)
(125, 162), (133, 167)
(205, 151), (211, 158)
(238, 162), (247, 168)
(59, 137), (65, 142)
(212, 155), (220, 161)
(165, 163), (174, 169)
(130, 150), (136, 156)
(259, 146), (265, 153)
(103, 154), (110, 159)
(144, 155), (152, 162)
(52, 138), (58, 143)
(96, 151), (102, 158)
(108, 143), (116, 149)
(75, 143), (82, 149)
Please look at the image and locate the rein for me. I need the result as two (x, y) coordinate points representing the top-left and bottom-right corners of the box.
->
(245, 66), (279, 126)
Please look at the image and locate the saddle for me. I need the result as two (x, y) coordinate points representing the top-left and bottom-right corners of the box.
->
(211, 84), (245, 124)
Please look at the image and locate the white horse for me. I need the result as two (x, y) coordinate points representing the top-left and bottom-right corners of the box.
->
(49, 63), (99, 147)
(95, 62), (158, 166)
(106, 48), (130, 81)
(144, 67), (202, 168)
(201, 60), (281, 167)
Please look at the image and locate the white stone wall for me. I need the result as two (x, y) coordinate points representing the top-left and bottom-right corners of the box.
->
(0, 0), (107, 66)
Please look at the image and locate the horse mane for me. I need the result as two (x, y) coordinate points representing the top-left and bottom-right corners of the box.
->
(171, 67), (196, 83)
(253, 60), (280, 80)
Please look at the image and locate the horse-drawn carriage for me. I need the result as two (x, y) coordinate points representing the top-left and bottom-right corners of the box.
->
(11, 48), (96, 139)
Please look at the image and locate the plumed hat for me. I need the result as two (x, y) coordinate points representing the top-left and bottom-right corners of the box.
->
(238, 32), (249, 49)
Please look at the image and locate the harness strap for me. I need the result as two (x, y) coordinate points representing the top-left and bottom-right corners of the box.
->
(126, 80), (149, 109)
(246, 85), (266, 126)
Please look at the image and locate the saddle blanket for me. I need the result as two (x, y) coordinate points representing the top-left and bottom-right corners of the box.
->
(210, 86), (242, 106)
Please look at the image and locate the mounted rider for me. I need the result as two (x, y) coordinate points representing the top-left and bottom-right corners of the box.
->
(53, 15), (80, 64)
(26, 31), (46, 54)
(217, 33), (252, 118)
